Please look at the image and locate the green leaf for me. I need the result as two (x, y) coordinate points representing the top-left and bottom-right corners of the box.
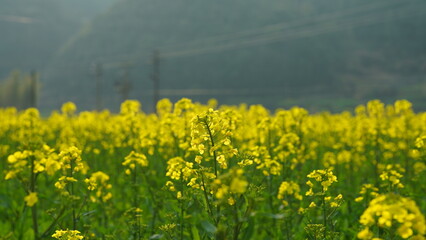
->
(242, 217), (254, 239)
(149, 234), (163, 239)
(191, 225), (201, 240)
(200, 220), (216, 234)
(81, 210), (96, 217)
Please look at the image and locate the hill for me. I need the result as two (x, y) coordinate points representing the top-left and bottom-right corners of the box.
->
(0, 0), (116, 80)
(42, 0), (426, 112)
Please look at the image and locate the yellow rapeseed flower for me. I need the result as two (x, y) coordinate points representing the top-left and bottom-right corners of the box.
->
(52, 229), (84, 240)
(24, 192), (38, 207)
(358, 193), (425, 239)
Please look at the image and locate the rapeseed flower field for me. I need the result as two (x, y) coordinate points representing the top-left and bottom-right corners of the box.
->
(0, 99), (425, 239)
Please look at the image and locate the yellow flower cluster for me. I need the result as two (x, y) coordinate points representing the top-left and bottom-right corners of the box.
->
(191, 108), (238, 172)
(120, 100), (141, 116)
(306, 169), (338, 195)
(122, 151), (148, 175)
(166, 157), (194, 181)
(58, 146), (86, 174)
(84, 171), (112, 202)
(5, 145), (59, 180)
(326, 194), (343, 208)
(212, 168), (248, 205)
(305, 169), (343, 214)
(55, 176), (78, 190)
(5, 150), (30, 180)
(1, 98), (425, 239)
(61, 102), (77, 116)
(415, 136), (426, 149)
(355, 184), (379, 203)
(24, 192), (38, 207)
(379, 164), (405, 189)
(277, 181), (303, 206)
(52, 229), (84, 240)
(358, 193), (426, 239)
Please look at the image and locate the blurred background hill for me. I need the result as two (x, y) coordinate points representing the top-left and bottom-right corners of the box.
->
(1, 0), (425, 113)
(0, 0), (115, 76)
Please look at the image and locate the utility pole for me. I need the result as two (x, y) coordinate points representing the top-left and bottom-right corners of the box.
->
(30, 70), (37, 108)
(115, 62), (133, 103)
(93, 63), (103, 111)
(151, 50), (160, 113)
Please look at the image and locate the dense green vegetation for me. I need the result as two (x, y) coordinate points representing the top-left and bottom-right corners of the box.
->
(1, 99), (426, 239)
(2, 1), (425, 238)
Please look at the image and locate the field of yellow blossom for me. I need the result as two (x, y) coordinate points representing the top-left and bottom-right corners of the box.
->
(1, 98), (425, 239)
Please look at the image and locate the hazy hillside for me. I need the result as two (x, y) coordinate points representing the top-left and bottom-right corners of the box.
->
(39, 0), (426, 111)
(0, 0), (116, 80)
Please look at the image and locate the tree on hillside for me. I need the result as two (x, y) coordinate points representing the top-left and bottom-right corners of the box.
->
(0, 70), (38, 109)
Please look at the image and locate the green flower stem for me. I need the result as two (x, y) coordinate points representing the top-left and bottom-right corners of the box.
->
(202, 118), (221, 224)
(69, 157), (77, 230)
(200, 172), (215, 224)
(132, 165), (141, 239)
(322, 194), (327, 239)
(142, 172), (159, 235)
(40, 207), (66, 238)
(180, 176), (184, 240)
(30, 155), (39, 240)
(232, 196), (241, 240)
(202, 119), (217, 177)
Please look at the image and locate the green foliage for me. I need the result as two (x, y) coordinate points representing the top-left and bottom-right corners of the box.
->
(0, 70), (37, 109)
(1, 99), (425, 239)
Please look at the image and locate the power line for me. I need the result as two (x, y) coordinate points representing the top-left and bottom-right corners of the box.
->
(159, 0), (407, 51)
(38, 0), (425, 73)
(0, 14), (39, 24)
(139, 85), (338, 97)
(162, 5), (425, 58)
(100, 0), (422, 67)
